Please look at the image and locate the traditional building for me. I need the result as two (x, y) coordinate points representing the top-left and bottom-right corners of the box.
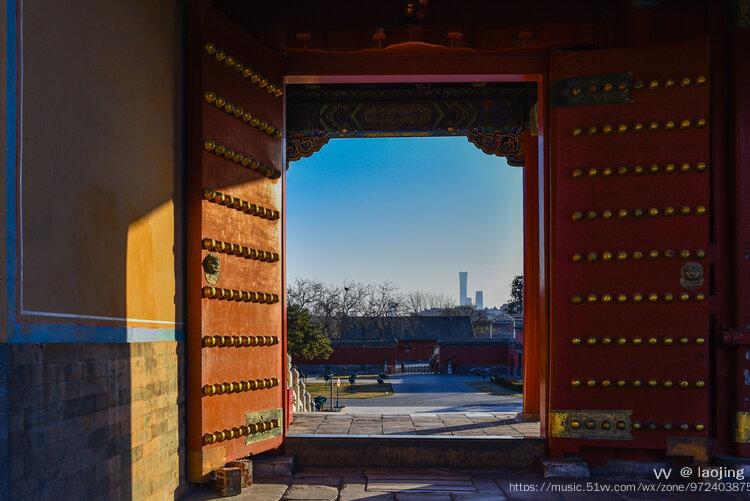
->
(299, 316), (508, 374)
(1, 0), (750, 498)
(300, 315), (517, 375)
(473, 312), (516, 338)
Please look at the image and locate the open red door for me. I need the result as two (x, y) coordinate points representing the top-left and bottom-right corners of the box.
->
(549, 39), (711, 457)
(187, 2), (286, 480)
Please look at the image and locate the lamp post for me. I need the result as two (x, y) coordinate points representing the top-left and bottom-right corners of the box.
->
(336, 377), (341, 408)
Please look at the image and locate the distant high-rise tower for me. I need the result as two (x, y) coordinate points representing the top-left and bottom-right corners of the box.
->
(475, 291), (484, 309)
(459, 272), (468, 306)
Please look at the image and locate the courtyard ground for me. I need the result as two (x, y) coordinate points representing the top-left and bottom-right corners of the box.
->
(290, 374), (533, 437)
(306, 374), (523, 414)
(306, 381), (395, 400)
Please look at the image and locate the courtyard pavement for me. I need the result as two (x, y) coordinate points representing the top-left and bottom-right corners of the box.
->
(291, 374), (534, 437)
(185, 465), (749, 500)
(313, 374), (523, 414)
(289, 412), (540, 437)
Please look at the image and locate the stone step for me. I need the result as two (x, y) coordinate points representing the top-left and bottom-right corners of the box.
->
(252, 455), (295, 479)
(541, 458), (590, 478)
(284, 435), (545, 468)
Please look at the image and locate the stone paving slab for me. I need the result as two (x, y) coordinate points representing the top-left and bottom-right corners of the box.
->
(237, 482), (290, 500)
(470, 477), (503, 491)
(292, 476), (343, 488)
(393, 494), (453, 501)
(283, 484), (339, 500)
(183, 464), (750, 500)
(453, 493), (508, 501)
(367, 481), (476, 493)
(366, 468), (463, 476)
(341, 483), (396, 501)
(289, 412), (539, 438)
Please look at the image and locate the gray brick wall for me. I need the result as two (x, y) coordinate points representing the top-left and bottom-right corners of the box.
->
(0, 344), (9, 500)
(4, 342), (186, 500)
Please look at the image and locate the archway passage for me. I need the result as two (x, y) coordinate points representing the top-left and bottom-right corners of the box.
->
(284, 84), (541, 429)
(285, 82), (534, 166)
(187, 0), (729, 475)
(285, 138), (535, 439)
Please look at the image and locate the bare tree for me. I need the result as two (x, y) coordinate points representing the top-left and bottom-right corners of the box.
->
(288, 278), (465, 338)
(364, 281), (404, 317)
(287, 277), (325, 310)
(314, 282), (344, 339)
(404, 290), (428, 316)
(340, 281), (371, 317)
(429, 292), (456, 311)
(405, 290), (457, 316)
(359, 281), (407, 337)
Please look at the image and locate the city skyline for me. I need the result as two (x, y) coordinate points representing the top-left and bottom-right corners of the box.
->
(459, 271), (469, 306)
(285, 136), (523, 306)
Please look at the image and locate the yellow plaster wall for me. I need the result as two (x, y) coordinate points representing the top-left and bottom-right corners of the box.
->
(20, 0), (184, 325)
(126, 201), (179, 326)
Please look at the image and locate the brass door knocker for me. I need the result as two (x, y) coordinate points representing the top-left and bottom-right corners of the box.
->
(203, 253), (221, 285)
(680, 261), (704, 290)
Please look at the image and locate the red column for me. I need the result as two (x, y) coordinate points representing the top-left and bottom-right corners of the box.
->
(521, 130), (540, 415)
(731, 27), (750, 457)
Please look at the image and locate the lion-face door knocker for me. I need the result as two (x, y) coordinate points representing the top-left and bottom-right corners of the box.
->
(202, 253), (221, 285)
(680, 261), (704, 290)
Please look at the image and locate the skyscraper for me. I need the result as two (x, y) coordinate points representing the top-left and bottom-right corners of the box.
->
(475, 291), (484, 309)
(459, 271), (468, 306)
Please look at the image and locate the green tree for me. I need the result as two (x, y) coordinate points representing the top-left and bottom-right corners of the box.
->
(287, 304), (333, 361)
(505, 275), (524, 315)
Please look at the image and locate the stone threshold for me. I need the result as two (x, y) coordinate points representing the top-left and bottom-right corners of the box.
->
(288, 433), (536, 440)
(284, 434), (546, 468)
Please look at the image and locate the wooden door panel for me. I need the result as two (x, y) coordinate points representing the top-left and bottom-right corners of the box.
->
(549, 39), (710, 453)
(201, 216), (279, 250)
(188, 2), (285, 480)
(202, 110), (281, 166)
(202, 163), (279, 207)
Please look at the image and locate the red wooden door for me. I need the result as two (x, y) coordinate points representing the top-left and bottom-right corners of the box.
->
(549, 39), (711, 456)
(187, 3), (286, 480)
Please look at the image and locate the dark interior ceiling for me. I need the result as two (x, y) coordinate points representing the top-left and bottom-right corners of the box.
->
(213, 0), (601, 32)
(212, 0), (709, 52)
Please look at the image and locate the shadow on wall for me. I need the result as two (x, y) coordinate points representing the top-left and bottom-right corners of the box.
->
(5, 342), (187, 499)
(4, 0), (194, 498)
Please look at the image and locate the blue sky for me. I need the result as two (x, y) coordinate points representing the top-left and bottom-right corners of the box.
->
(286, 137), (523, 307)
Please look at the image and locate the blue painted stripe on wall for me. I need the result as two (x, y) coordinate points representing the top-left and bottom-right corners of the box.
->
(16, 323), (183, 344)
(1, 1), (14, 494)
(3, 0), (182, 344)
(5, 0), (19, 344)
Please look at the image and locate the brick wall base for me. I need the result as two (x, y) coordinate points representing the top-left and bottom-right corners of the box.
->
(0, 344), (9, 500)
(2, 341), (186, 500)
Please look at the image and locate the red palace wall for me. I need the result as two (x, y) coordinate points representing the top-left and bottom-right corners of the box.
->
(304, 341), (511, 370)
(306, 346), (397, 366)
(395, 341), (436, 361)
(439, 345), (510, 370)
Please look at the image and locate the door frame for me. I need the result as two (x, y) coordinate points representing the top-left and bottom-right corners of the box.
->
(282, 71), (550, 437)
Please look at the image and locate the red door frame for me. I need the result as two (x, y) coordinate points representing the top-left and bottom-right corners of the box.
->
(284, 70), (550, 435)
(278, 32), (738, 457)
